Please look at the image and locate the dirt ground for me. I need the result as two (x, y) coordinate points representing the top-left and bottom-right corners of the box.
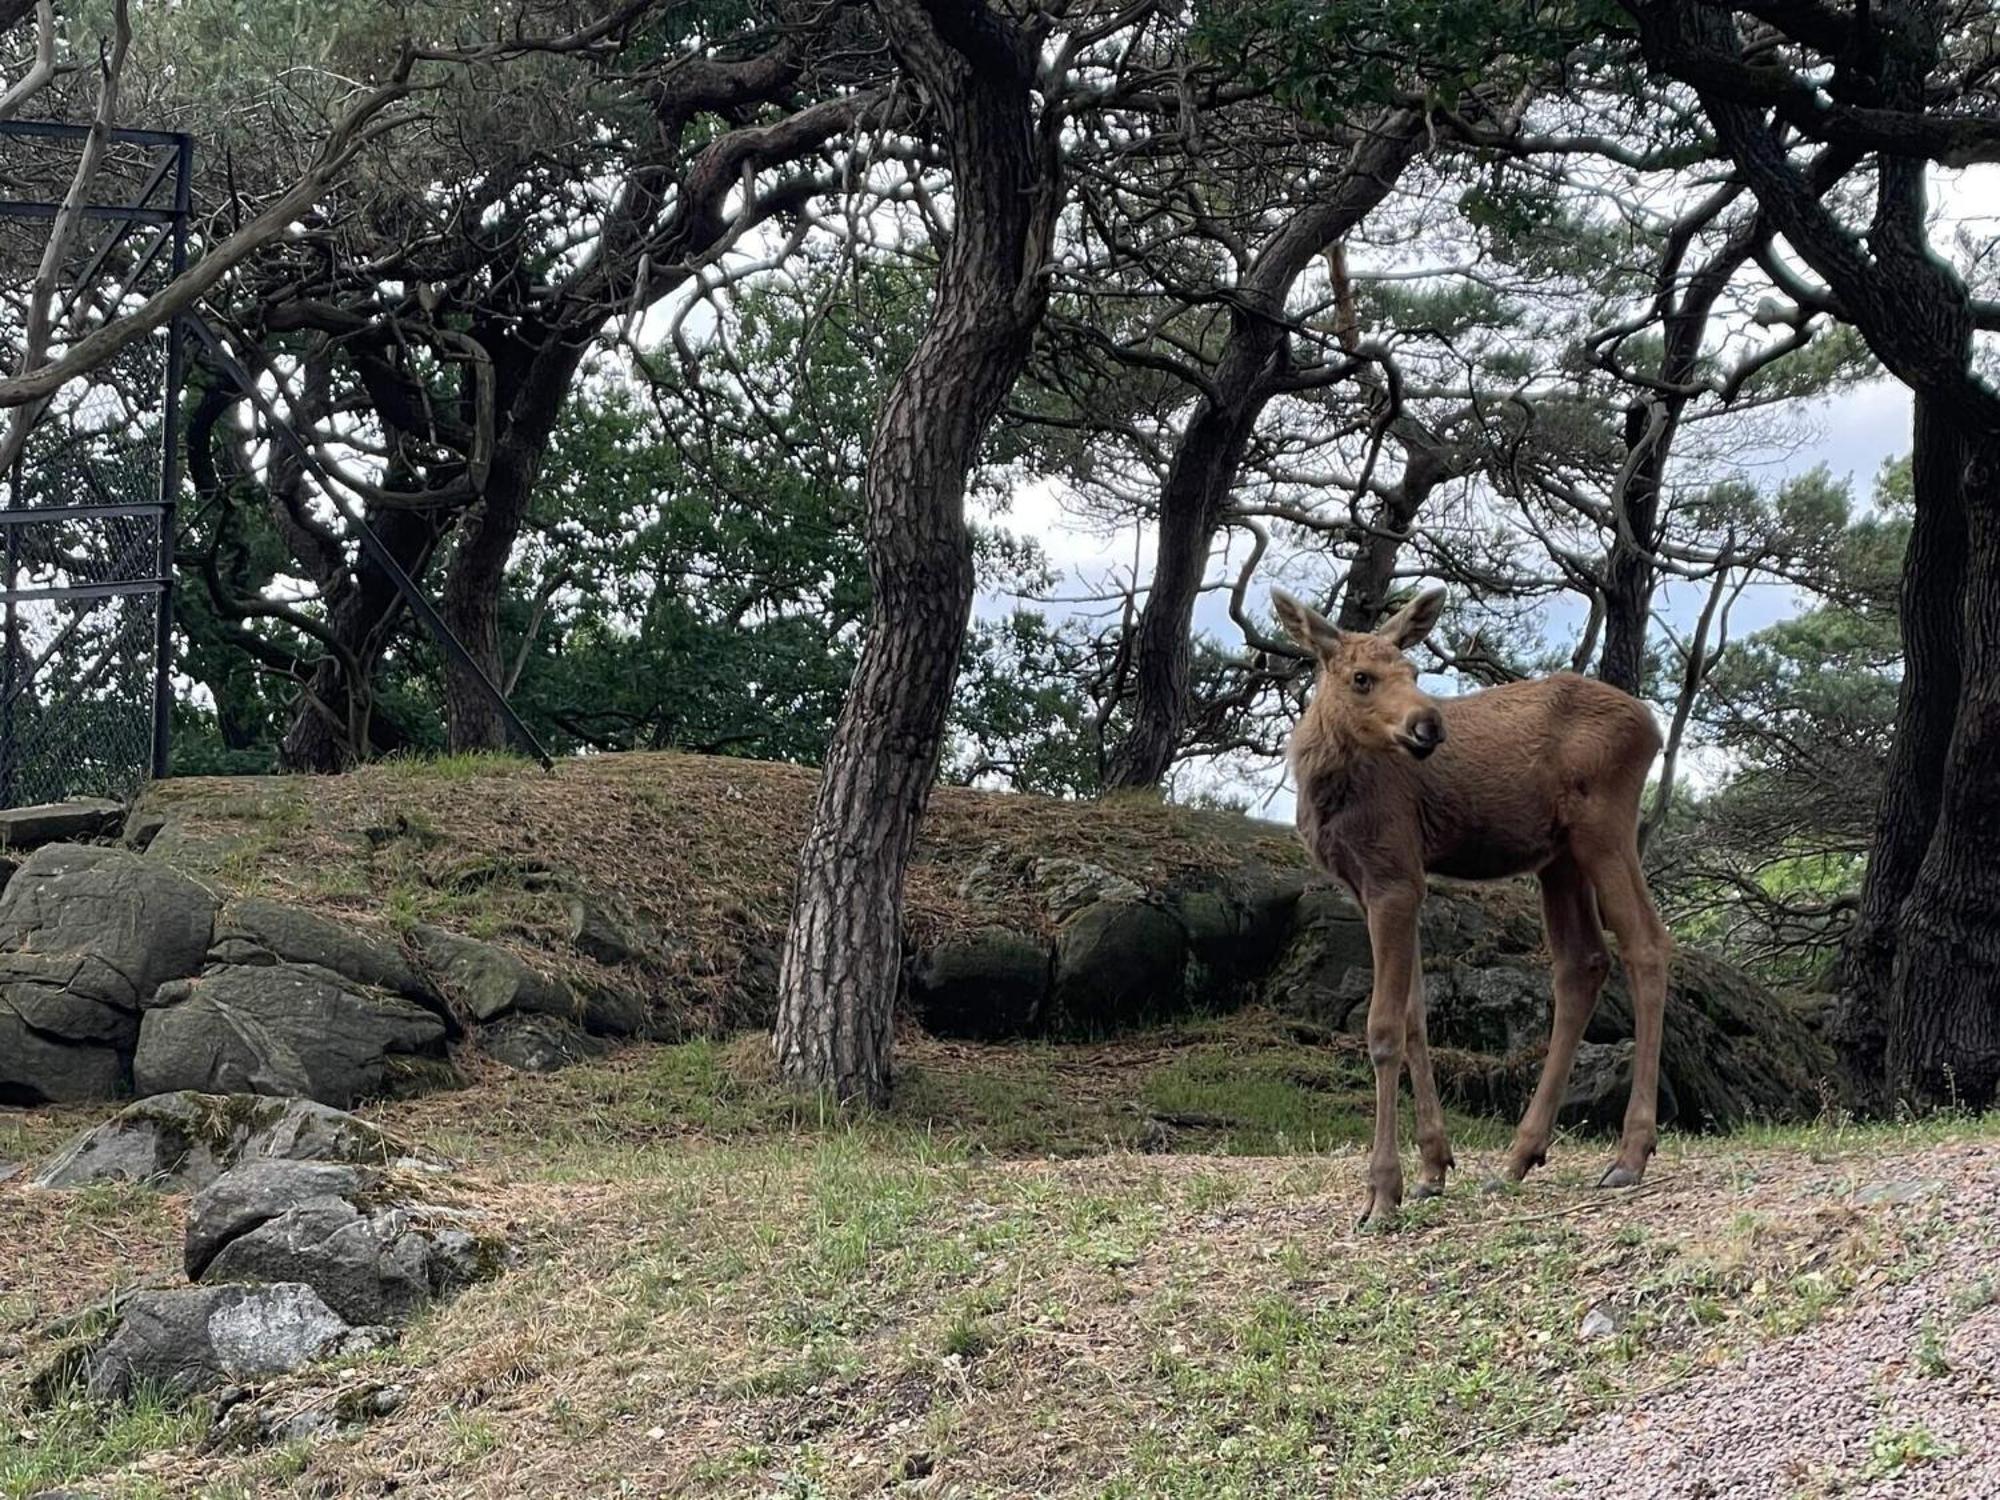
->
(6, 1044), (1995, 1499)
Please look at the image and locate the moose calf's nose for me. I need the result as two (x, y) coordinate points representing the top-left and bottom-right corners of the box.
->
(1409, 713), (1445, 750)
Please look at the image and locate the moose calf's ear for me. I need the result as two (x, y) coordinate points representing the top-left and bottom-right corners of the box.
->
(1378, 585), (1447, 650)
(1271, 588), (1340, 656)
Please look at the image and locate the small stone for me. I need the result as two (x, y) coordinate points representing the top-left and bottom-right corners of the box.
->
(1579, 1305), (1621, 1340)
(565, 893), (658, 967)
(0, 798), (124, 850)
(1855, 1178), (1938, 1207)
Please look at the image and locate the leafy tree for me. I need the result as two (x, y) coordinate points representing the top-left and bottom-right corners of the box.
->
(1650, 463), (1908, 979)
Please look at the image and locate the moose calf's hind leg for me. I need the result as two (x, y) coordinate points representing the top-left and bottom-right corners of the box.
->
(1505, 861), (1610, 1184)
(1590, 849), (1672, 1189)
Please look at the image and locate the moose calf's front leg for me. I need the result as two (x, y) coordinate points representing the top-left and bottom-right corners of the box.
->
(1359, 887), (1423, 1228)
(1404, 971), (1454, 1199)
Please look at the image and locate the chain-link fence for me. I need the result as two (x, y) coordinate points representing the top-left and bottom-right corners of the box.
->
(1, 121), (190, 808)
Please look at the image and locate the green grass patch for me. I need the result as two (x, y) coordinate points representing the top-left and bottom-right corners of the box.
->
(0, 1387), (209, 1500)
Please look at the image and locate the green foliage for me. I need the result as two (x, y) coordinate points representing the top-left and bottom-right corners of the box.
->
(1196, 0), (1632, 113)
(1651, 463), (1909, 978)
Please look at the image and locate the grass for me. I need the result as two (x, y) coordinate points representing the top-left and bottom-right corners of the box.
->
(0, 1386), (209, 1499)
(369, 1012), (1516, 1177)
(1862, 1420), (1960, 1480)
(137, 751), (1310, 1031)
(6, 1028), (1992, 1499)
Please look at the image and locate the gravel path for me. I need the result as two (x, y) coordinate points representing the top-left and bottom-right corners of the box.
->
(1412, 1144), (2000, 1500)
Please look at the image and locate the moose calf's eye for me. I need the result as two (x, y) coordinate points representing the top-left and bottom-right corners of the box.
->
(1351, 672), (1372, 692)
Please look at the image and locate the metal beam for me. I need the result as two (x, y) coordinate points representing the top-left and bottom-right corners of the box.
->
(0, 578), (166, 605)
(0, 119), (194, 149)
(0, 501), (167, 527)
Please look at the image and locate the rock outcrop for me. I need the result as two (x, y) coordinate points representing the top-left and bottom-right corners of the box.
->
(33, 1092), (404, 1190)
(0, 845), (218, 1104)
(135, 964), (452, 1108)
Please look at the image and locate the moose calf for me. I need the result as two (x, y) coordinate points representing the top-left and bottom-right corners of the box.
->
(1274, 586), (1671, 1226)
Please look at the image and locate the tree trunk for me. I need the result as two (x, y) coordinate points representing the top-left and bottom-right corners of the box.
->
(1102, 113), (1427, 789)
(1881, 430), (2000, 1107)
(439, 333), (588, 753)
(279, 507), (442, 772)
(772, 0), (1054, 1105)
(1336, 432), (1447, 632)
(1836, 393), (1967, 1092)
(1595, 397), (1665, 697)
(1597, 222), (1755, 696)
(1103, 407), (1262, 789)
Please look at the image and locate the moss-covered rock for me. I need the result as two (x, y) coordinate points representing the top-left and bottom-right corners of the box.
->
(134, 963), (451, 1109)
(908, 926), (1049, 1039)
(33, 1091), (403, 1190)
(1049, 899), (1188, 1036)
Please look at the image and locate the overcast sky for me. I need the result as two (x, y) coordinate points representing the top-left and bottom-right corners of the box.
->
(972, 377), (1914, 820)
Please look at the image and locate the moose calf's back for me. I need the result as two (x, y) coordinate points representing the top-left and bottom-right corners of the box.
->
(1298, 672), (1661, 887)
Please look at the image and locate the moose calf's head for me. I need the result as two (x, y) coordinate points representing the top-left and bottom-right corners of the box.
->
(1273, 586), (1448, 760)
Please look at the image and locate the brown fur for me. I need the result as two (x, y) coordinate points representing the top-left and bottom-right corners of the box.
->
(1274, 586), (1672, 1225)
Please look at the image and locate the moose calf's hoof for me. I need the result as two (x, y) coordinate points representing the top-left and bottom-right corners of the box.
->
(1597, 1162), (1645, 1190)
(1408, 1180), (1446, 1202)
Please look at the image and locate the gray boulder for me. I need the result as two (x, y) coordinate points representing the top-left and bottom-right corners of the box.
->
(1172, 864), (1308, 1004)
(1049, 899), (1187, 1035)
(1032, 857), (1145, 922)
(908, 926), (1049, 1039)
(0, 1022), (123, 1105)
(414, 924), (641, 1036)
(188, 1159), (506, 1326)
(0, 845), (218, 1103)
(34, 1092), (400, 1190)
(480, 1014), (610, 1073)
(81, 1283), (366, 1401)
(1588, 948), (1830, 1129)
(1425, 962), (1554, 1055)
(1264, 885), (1374, 1026)
(1559, 1039), (1681, 1131)
(0, 798), (123, 851)
(210, 900), (439, 1012)
(134, 964), (450, 1109)
(183, 1160), (376, 1276)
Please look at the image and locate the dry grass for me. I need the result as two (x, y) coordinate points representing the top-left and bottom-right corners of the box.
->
(139, 752), (1307, 1033)
(80, 1129), (1997, 1500)
(7, 1025), (1995, 1500)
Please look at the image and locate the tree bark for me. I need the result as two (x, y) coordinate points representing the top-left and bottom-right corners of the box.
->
(772, 0), (1056, 1105)
(1102, 112), (1426, 789)
(1882, 431), (2000, 1107)
(439, 329), (589, 752)
(1835, 394), (1966, 1090)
